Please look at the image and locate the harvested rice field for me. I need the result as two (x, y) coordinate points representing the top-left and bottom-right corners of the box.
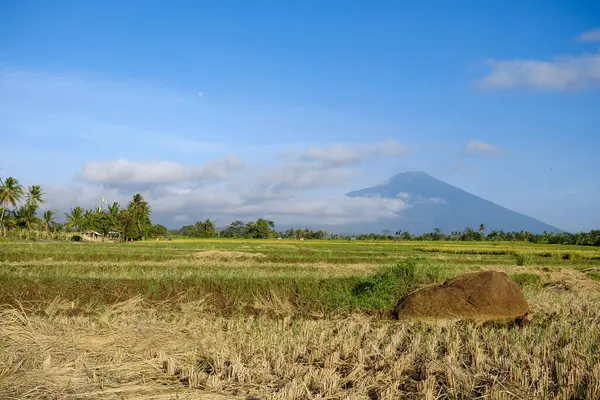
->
(1, 239), (600, 399)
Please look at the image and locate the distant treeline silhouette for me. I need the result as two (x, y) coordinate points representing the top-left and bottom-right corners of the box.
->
(170, 220), (600, 247)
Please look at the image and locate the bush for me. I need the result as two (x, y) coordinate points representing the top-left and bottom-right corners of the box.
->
(350, 257), (446, 309)
(514, 253), (531, 266)
(511, 273), (541, 288)
(71, 235), (82, 242)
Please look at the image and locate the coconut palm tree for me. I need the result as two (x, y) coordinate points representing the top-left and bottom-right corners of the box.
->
(42, 210), (56, 232)
(16, 204), (40, 230)
(65, 206), (85, 233)
(127, 194), (150, 240)
(0, 177), (24, 234)
(26, 185), (45, 209)
(108, 202), (120, 216)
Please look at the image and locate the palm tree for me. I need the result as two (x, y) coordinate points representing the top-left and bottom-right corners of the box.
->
(26, 185), (45, 209)
(17, 205), (40, 230)
(128, 194), (150, 240)
(42, 210), (56, 232)
(0, 177), (24, 234)
(108, 202), (120, 216)
(65, 206), (85, 233)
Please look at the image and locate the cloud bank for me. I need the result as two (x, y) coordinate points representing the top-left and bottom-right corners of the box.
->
(296, 139), (408, 168)
(579, 28), (600, 43)
(43, 139), (410, 228)
(477, 52), (600, 91)
(476, 29), (600, 91)
(77, 156), (244, 185)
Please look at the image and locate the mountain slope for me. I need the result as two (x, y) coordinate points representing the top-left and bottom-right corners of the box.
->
(342, 171), (561, 234)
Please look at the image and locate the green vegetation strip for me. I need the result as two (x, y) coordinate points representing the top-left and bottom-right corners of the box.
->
(2, 240), (599, 315)
(0, 254), (455, 314)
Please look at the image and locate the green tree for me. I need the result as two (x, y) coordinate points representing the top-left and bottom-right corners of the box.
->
(85, 210), (117, 239)
(26, 185), (45, 209)
(65, 206), (85, 233)
(400, 231), (412, 240)
(247, 218), (274, 239)
(16, 204), (40, 230)
(42, 210), (56, 232)
(202, 219), (216, 237)
(431, 228), (443, 241)
(127, 194), (151, 240)
(188, 219), (217, 238)
(461, 227), (481, 241)
(148, 224), (168, 238)
(221, 220), (247, 238)
(117, 209), (137, 240)
(0, 177), (24, 234)
(108, 202), (120, 216)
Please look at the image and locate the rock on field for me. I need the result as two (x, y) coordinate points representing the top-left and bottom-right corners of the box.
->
(394, 270), (530, 322)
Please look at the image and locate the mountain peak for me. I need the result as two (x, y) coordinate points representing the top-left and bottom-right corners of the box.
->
(399, 170), (429, 176)
(392, 170), (430, 177)
(389, 171), (434, 180)
(345, 171), (560, 234)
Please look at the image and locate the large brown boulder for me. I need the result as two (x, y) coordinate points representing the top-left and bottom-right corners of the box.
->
(394, 270), (529, 322)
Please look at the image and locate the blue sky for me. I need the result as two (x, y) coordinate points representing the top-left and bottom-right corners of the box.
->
(1, 0), (599, 231)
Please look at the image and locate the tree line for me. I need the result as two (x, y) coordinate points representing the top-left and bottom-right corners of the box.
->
(171, 220), (600, 246)
(2, 176), (599, 246)
(0, 176), (166, 240)
(171, 218), (329, 240)
(348, 226), (600, 246)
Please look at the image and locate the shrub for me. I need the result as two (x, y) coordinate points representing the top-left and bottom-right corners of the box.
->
(71, 235), (82, 242)
(511, 273), (541, 288)
(350, 257), (446, 309)
(514, 253), (531, 266)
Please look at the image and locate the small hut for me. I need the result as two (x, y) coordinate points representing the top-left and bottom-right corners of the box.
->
(83, 230), (103, 242)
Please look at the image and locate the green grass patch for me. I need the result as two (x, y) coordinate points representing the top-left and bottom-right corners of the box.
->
(587, 272), (600, 281)
(510, 273), (541, 288)
(2, 240), (599, 316)
(0, 255), (451, 315)
(349, 256), (449, 310)
(514, 253), (532, 266)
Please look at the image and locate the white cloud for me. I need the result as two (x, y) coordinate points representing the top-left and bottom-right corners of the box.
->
(390, 192), (445, 207)
(43, 182), (407, 227)
(43, 185), (135, 214)
(463, 140), (504, 156)
(298, 139), (408, 167)
(370, 139), (409, 157)
(421, 197), (446, 204)
(76, 156), (244, 185)
(224, 139), (408, 197)
(476, 52), (600, 91)
(579, 28), (600, 42)
(301, 145), (362, 167)
(44, 150), (409, 228)
(265, 163), (356, 191)
(236, 195), (407, 225)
